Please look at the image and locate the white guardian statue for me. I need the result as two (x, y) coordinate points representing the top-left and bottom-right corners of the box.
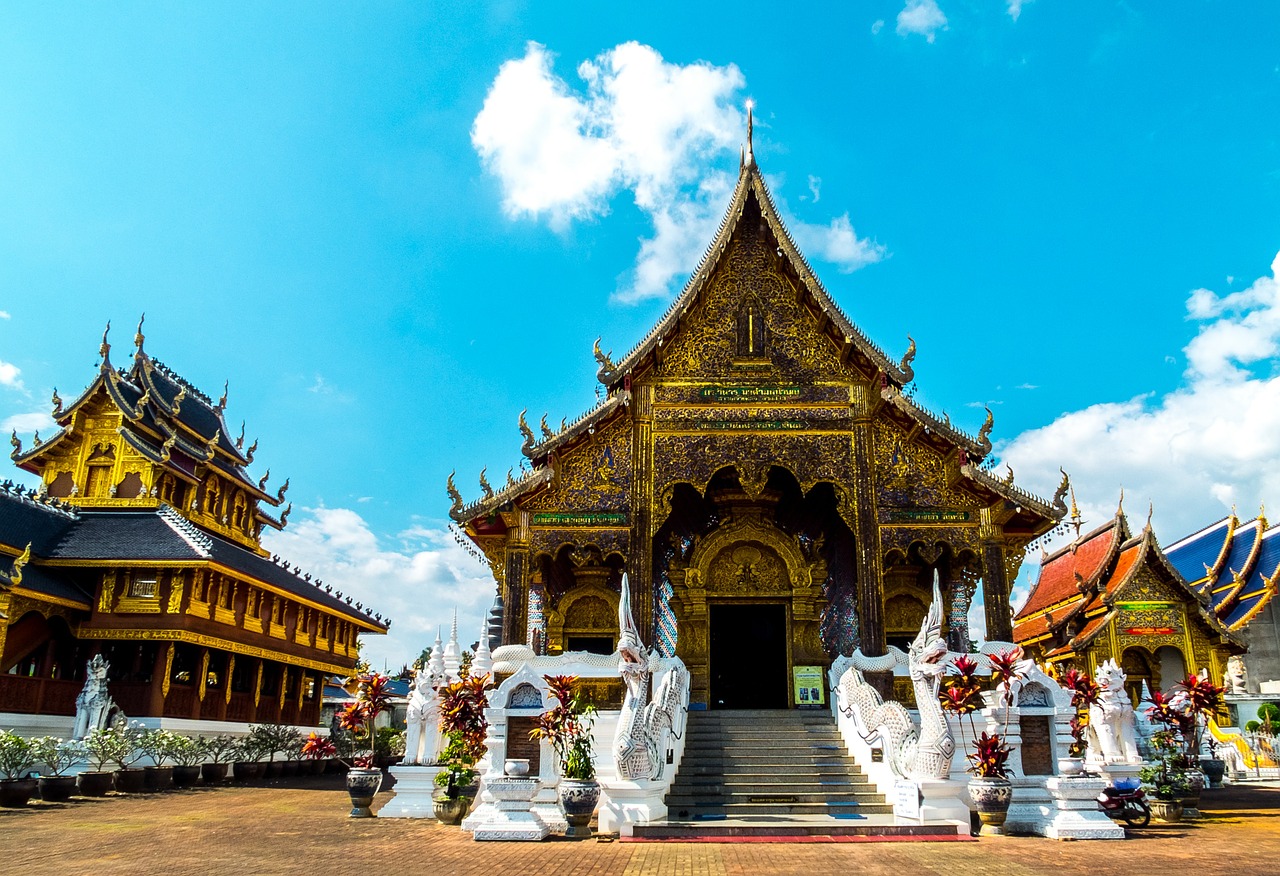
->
(402, 668), (444, 765)
(73, 654), (120, 739)
(1087, 659), (1141, 765)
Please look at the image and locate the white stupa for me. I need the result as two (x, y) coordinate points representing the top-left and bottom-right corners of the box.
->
(442, 610), (462, 683)
(427, 629), (446, 686)
(471, 617), (493, 681)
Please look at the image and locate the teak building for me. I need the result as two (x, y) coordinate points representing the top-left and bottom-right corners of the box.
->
(1, 323), (386, 726)
(451, 127), (1067, 710)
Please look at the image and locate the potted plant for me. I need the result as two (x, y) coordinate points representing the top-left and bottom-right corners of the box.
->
(0, 730), (39, 808)
(80, 726), (129, 796)
(232, 735), (267, 782)
(200, 734), (238, 784)
(1145, 675), (1224, 814)
(139, 728), (179, 791)
(1140, 729), (1189, 822)
(31, 736), (84, 802)
(939, 649), (1027, 835)
(433, 673), (490, 824)
(1060, 667), (1100, 776)
(335, 672), (394, 817)
(167, 735), (206, 787)
(112, 722), (150, 793)
(531, 674), (598, 838)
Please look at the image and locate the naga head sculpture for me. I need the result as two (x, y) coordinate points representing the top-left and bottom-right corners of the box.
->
(617, 574), (647, 669)
(908, 574), (949, 681)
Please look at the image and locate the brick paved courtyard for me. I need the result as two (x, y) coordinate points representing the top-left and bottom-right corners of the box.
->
(2, 777), (1278, 876)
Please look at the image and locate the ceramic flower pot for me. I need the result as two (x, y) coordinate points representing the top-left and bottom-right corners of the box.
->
(200, 763), (229, 784)
(1150, 799), (1184, 823)
(433, 793), (470, 825)
(1199, 758), (1226, 788)
(1180, 768), (1205, 817)
(0, 778), (39, 808)
(233, 761), (265, 782)
(113, 768), (147, 794)
(968, 777), (1013, 835)
(144, 765), (174, 791)
(172, 765), (202, 788)
(1057, 757), (1085, 777)
(263, 760), (283, 779)
(38, 775), (78, 802)
(346, 767), (383, 818)
(558, 779), (600, 838)
(76, 770), (115, 797)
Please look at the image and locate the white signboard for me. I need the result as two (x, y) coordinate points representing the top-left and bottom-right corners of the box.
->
(892, 780), (922, 820)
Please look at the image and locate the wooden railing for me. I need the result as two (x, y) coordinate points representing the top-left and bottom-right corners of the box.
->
(0, 676), (80, 716)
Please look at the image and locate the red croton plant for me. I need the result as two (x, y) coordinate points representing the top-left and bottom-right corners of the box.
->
(1061, 667), (1102, 759)
(302, 672), (393, 770)
(938, 649), (1028, 779)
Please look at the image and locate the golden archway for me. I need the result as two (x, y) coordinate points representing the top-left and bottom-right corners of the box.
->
(545, 582), (619, 654)
(667, 497), (827, 707)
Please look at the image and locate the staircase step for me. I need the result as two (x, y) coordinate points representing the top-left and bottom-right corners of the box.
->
(665, 801), (896, 817)
(627, 817), (970, 842)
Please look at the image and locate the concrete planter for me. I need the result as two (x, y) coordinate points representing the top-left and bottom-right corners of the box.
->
(38, 775), (78, 802)
(1150, 799), (1184, 823)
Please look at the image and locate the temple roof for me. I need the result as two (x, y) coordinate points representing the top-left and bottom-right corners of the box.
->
(1015, 507), (1243, 653)
(11, 326), (280, 510)
(453, 139), (1066, 526)
(1166, 510), (1279, 632)
(1, 472), (383, 631)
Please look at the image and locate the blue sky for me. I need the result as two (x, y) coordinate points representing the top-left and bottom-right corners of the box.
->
(2, 3), (1279, 668)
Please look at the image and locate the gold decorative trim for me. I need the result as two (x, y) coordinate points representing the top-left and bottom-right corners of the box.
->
(225, 654), (236, 704)
(9, 586), (90, 611)
(116, 595), (162, 614)
(162, 643), (175, 698)
(75, 627), (353, 675)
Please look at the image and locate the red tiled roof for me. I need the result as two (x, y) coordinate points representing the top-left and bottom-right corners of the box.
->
(1017, 518), (1124, 620)
(1099, 539), (1144, 598)
(1013, 594), (1086, 644)
(1070, 611), (1112, 648)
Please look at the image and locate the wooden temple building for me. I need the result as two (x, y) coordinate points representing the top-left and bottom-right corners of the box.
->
(450, 120), (1069, 710)
(1013, 500), (1243, 704)
(0, 322), (386, 727)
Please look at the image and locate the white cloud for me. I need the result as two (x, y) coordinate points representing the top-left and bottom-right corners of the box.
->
(789, 214), (886, 274)
(263, 507), (496, 672)
(0, 360), (21, 389)
(807, 174), (822, 203)
(872, 19), (886, 36)
(1000, 249), (1280, 544)
(0, 310), (11, 319)
(897, 0), (949, 43)
(2, 411), (52, 434)
(1006, 0), (1033, 22)
(472, 41), (883, 302)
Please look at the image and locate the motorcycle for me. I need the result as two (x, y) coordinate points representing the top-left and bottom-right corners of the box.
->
(1097, 779), (1151, 827)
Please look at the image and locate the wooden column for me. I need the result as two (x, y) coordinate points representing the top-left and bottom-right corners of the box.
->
(851, 387), (890, 698)
(501, 510), (531, 646)
(980, 508), (1013, 642)
(630, 390), (654, 644)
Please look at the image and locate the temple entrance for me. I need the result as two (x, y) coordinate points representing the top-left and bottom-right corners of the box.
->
(709, 603), (788, 709)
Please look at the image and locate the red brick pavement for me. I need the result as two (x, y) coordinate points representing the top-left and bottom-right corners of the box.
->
(1, 777), (1277, 876)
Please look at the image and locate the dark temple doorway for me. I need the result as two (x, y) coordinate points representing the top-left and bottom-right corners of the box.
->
(709, 603), (788, 709)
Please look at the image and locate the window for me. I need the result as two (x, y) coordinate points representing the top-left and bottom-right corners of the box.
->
(129, 577), (158, 598)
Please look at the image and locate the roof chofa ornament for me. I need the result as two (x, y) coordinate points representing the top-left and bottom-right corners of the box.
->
(899, 335), (917, 383)
(518, 409), (536, 457)
(743, 100), (755, 169)
(593, 337), (618, 384)
(134, 313), (146, 353)
(446, 470), (464, 516)
(98, 320), (111, 366)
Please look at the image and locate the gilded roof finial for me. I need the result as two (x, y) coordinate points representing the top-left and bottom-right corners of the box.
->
(479, 467), (494, 499)
(206, 429), (220, 458)
(134, 313), (145, 352)
(258, 468), (271, 490)
(9, 542), (31, 587)
(99, 320), (112, 364)
(1002, 463), (1015, 485)
(744, 100), (755, 169)
(978, 406), (994, 449)
(171, 384), (186, 416)
(236, 421), (245, 449)
(51, 388), (62, 417)
(1069, 484), (1083, 539)
(276, 478), (290, 503)
(217, 381), (228, 412)
(539, 413), (554, 440)
(506, 467), (516, 488)
(280, 503), (292, 527)
(1117, 487), (1125, 516)
(593, 337), (616, 381)
(1146, 500), (1155, 529)
(245, 438), (257, 464)
(9, 430), (20, 458)
(446, 470), (463, 515)
(1052, 468), (1070, 516)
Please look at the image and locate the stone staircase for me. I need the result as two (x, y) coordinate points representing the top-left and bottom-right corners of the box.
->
(627, 709), (967, 841)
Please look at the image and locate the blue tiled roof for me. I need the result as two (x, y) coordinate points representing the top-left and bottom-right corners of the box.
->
(1166, 516), (1231, 587)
